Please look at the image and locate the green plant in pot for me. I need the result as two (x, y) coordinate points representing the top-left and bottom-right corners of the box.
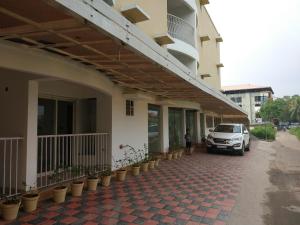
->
(100, 167), (112, 187)
(148, 154), (156, 170)
(167, 149), (173, 160)
(85, 165), (100, 191)
(50, 167), (68, 203)
(122, 144), (144, 176)
(70, 166), (84, 197)
(0, 195), (21, 221)
(21, 182), (39, 213)
(114, 148), (130, 181)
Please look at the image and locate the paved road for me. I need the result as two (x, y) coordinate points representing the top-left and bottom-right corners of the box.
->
(228, 131), (300, 225)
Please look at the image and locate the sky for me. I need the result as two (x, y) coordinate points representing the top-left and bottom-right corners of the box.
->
(206, 0), (300, 97)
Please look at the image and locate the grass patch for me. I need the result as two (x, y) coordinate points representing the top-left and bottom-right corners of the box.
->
(251, 125), (276, 141)
(290, 127), (300, 140)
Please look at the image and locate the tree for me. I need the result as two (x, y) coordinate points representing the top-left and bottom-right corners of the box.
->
(289, 96), (300, 121)
(259, 98), (288, 122)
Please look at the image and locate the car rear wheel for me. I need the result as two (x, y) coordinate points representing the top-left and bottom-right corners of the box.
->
(245, 141), (250, 151)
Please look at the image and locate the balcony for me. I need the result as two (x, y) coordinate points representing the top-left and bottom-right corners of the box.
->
(167, 13), (195, 47)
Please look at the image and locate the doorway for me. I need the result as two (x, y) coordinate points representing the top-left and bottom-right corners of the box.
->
(148, 104), (161, 153)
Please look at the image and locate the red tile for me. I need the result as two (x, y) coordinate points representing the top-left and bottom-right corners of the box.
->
(178, 213), (191, 220)
(121, 215), (137, 223)
(60, 216), (78, 224)
(162, 216), (176, 223)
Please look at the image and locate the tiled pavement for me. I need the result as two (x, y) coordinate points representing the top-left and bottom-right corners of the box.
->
(1, 151), (248, 225)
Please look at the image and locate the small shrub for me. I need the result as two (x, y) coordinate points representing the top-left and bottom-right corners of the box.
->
(290, 127), (300, 140)
(251, 125), (276, 141)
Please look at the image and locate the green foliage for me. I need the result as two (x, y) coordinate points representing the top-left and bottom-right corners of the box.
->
(290, 127), (300, 140)
(259, 96), (300, 122)
(251, 125), (276, 141)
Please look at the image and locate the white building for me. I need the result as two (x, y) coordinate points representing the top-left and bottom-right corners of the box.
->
(222, 84), (274, 124)
(0, 0), (248, 197)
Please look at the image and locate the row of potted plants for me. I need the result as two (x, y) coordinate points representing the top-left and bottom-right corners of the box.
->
(114, 144), (161, 181)
(0, 166), (113, 221)
(167, 148), (185, 160)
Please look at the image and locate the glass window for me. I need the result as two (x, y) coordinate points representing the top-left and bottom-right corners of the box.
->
(148, 105), (161, 153)
(126, 100), (134, 116)
(214, 124), (242, 133)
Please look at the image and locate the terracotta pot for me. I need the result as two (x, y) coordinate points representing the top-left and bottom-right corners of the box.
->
(116, 169), (127, 181)
(149, 160), (156, 169)
(53, 186), (68, 203)
(0, 201), (20, 221)
(167, 153), (173, 160)
(71, 181), (84, 197)
(173, 152), (178, 159)
(179, 150), (184, 158)
(141, 162), (149, 172)
(155, 158), (160, 167)
(87, 178), (99, 191)
(101, 175), (111, 186)
(132, 166), (140, 176)
(22, 193), (39, 212)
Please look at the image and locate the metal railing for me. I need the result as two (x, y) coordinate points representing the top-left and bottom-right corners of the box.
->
(167, 13), (195, 47)
(37, 133), (109, 188)
(0, 137), (23, 198)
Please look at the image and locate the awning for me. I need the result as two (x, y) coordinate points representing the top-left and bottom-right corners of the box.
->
(0, 0), (247, 116)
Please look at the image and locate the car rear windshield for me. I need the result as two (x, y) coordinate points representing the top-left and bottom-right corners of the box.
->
(214, 125), (241, 133)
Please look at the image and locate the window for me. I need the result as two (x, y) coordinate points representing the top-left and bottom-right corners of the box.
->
(126, 100), (134, 116)
(255, 96), (261, 102)
(214, 124), (241, 133)
(231, 97), (242, 103)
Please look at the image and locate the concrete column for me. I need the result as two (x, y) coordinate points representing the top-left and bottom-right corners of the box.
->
(182, 109), (186, 145)
(196, 111), (201, 143)
(24, 80), (38, 187)
(161, 105), (169, 153)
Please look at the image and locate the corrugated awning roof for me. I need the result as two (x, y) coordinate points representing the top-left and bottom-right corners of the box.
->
(0, 0), (247, 116)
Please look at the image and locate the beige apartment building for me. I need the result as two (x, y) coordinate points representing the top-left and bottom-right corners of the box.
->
(222, 84), (274, 124)
(0, 0), (248, 197)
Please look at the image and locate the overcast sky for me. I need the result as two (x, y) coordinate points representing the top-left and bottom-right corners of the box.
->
(206, 0), (300, 97)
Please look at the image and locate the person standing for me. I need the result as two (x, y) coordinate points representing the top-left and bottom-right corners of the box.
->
(184, 128), (192, 154)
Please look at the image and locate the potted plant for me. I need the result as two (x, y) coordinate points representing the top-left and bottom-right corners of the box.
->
(70, 166), (84, 197)
(167, 151), (173, 160)
(173, 150), (179, 159)
(178, 148), (184, 158)
(21, 182), (39, 213)
(148, 154), (156, 170)
(50, 167), (68, 203)
(0, 195), (20, 221)
(101, 168), (112, 187)
(115, 148), (130, 181)
(85, 166), (99, 191)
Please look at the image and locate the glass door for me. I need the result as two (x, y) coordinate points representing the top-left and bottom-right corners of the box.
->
(169, 108), (183, 148)
(38, 98), (74, 172)
(186, 110), (197, 143)
(148, 105), (161, 153)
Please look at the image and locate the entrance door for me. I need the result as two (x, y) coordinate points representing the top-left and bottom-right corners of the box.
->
(148, 105), (161, 153)
(169, 108), (183, 148)
(200, 113), (205, 140)
(38, 98), (74, 173)
(186, 110), (197, 143)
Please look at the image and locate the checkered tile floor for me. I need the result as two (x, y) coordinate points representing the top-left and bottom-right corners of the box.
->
(1, 151), (247, 225)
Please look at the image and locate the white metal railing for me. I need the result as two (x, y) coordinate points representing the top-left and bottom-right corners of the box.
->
(167, 13), (195, 47)
(37, 133), (109, 188)
(0, 137), (23, 198)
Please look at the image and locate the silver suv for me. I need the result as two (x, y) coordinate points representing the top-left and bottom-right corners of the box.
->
(206, 123), (250, 156)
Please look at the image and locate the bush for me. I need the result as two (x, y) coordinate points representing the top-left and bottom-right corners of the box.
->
(290, 127), (300, 140)
(251, 125), (276, 141)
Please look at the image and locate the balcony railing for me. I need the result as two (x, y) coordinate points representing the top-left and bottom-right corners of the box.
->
(0, 137), (23, 198)
(167, 13), (195, 47)
(37, 133), (110, 189)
